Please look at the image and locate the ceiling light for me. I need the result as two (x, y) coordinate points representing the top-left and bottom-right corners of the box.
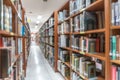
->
(35, 25), (38, 28)
(36, 21), (40, 24)
(37, 15), (42, 20)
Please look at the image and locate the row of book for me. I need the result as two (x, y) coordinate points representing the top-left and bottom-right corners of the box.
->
(58, 21), (70, 34)
(48, 17), (54, 27)
(71, 72), (82, 80)
(110, 35), (120, 60)
(45, 27), (54, 36)
(58, 49), (70, 62)
(112, 65), (120, 80)
(69, 0), (96, 15)
(58, 10), (69, 22)
(57, 60), (70, 79)
(71, 53), (105, 79)
(0, 49), (23, 80)
(59, 35), (70, 47)
(71, 34), (105, 53)
(45, 36), (54, 45)
(71, 11), (104, 32)
(46, 45), (54, 67)
(111, 0), (120, 26)
(0, 1), (12, 32)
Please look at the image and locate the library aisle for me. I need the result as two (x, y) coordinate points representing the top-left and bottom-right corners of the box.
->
(25, 41), (64, 80)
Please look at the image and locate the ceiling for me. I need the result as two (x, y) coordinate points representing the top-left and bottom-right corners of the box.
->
(22, 0), (68, 33)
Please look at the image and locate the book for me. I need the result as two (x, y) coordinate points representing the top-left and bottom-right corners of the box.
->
(0, 0), (3, 30)
(0, 49), (11, 78)
(111, 65), (117, 80)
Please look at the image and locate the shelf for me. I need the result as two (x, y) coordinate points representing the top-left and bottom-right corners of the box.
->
(0, 47), (12, 50)
(72, 69), (88, 80)
(85, 53), (105, 61)
(58, 71), (69, 80)
(86, 0), (104, 11)
(11, 54), (22, 67)
(60, 47), (71, 51)
(0, 30), (17, 37)
(59, 32), (70, 35)
(72, 29), (105, 35)
(71, 49), (105, 61)
(59, 59), (71, 68)
(58, 17), (71, 25)
(111, 26), (120, 30)
(70, 0), (104, 18)
(72, 68), (104, 80)
(111, 60), (120, 65)
(45, 43), (54, 47)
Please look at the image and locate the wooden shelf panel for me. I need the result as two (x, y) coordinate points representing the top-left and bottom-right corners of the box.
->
(59, 47), (71, 51)
(111, 60), (120, 65)
(70, 0), (104, 18)
(72, 29), (105, 35)
(111, 26), (120, 30)
(0, 47), (12, 49)
(71, 49), (105, 61)
(86, 0), (104, 11)
(72, 68), (104, 80)
(85, 53), (105, 61)
(59, 32), (70, 35)
(45, 43), (54, 47)
(0, 30), (17, 37)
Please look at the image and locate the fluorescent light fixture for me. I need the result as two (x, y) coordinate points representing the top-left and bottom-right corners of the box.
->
(36, 21), (40, 24)
(37, 15), (42, 20)
(35, 25), (38, 28)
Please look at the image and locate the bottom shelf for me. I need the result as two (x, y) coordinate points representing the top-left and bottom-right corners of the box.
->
(58, 71), (70, 80)
(72, 69), (105, 80)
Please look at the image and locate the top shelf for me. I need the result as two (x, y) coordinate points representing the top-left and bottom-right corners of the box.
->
(5, 0), (22, 21)
(58, 0), (104, 24)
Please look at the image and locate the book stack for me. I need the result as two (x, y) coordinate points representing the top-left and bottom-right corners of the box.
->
(48, 17), (54, 27)
(110, 35), (120, 60)
(59, 35), (70, 47)
(69, 0), (96, 15)
(58, 49), (70, 62)
(18, 38), (22, 54)
(72, 34), (105, 53)
(49, 36), (54, 45)
(46, 45), (54, 67)
(58, 21), (70, 34)
(71, 72), (82, 80)
(111, 65), (120, 80)
(0, 50), (11, 78)
(57, 60), (70, 79)
(58, 10), (69, 22)
(0, 4), (12, 32)
(111, 0), (120, 26)
(71, 54), (97, 79)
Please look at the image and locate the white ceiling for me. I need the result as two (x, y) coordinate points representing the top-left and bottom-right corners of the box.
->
(21, 0), (68, 33)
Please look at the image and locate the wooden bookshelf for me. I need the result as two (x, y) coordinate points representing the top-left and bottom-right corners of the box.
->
(38, 0), (118, 79)
(0, 0), (30, 79)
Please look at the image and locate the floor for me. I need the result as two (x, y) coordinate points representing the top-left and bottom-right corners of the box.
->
(25, 41), (64, 80)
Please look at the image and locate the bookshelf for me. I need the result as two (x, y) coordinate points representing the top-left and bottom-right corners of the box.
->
(38, 0), (120, 80)
(39, 12), (58, 71)
(0, 0), (30, 79)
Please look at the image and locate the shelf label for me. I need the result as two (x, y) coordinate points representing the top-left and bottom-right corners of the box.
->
(80, 32), (85, 34)
(10, 32), (14, 35)
(80, 51), (85, 55)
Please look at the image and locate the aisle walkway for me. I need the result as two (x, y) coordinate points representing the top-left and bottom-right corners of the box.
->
(25, 42), (64, 80)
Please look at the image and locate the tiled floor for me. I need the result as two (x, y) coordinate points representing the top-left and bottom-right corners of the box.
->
(25, 42), (64, 80)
